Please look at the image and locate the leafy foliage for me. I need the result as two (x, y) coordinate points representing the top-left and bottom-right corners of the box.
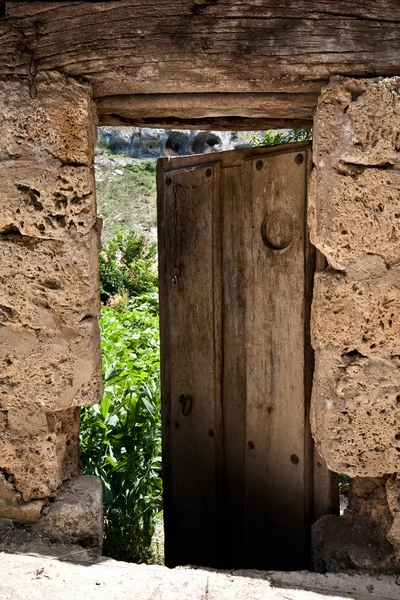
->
(339, 473), (351, 490)
(248, 128), (312, 147)
(99, 228), (158, 304)
(80, 228), (162, 563)
(95, 135), (113, 155)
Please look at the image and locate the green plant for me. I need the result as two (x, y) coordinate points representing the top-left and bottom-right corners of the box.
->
(99, 228), (158, 303)
(95, 136), (112, 156)
(248, 128), (312, 147)
(81, 224), (162, 562)
(339, 473), (351, 490)
(80, 299), (162, 562)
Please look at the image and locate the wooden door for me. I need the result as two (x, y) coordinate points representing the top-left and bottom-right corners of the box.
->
(157, 142), (336, 570)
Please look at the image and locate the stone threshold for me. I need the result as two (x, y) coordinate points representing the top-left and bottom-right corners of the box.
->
(0, 551), (399, 600)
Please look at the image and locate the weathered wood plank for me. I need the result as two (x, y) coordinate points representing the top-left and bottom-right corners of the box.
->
(99, 115), (313, 129)
(2, 1), (400, 105)
(243, 148), (312, 570)
(96, 92), (317, 127)
(158, 159), (222, 567)
(219, 164), (247, 568)
(313, 449), (340, 521)
(159, 141), (312, 171)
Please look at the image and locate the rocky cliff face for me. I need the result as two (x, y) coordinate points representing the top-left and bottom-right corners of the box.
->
(97, 127), (258, 158)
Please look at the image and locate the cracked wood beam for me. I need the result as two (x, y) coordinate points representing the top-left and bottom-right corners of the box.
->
(96, 92), (317, 128)
(1, 1), (400, 119)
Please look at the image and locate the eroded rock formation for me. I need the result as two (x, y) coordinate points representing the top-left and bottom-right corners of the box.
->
(0, 72), (103, 543)
(310, 76), (400, 571)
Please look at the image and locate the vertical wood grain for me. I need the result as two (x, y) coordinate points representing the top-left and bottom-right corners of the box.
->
(220, 165), (247, 567)
(158, 161), (222, 567)
(243, 150), (310, 570)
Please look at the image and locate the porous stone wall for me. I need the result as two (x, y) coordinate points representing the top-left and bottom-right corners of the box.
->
(310, 76), (400, 571)
(0, 72), (103, 545)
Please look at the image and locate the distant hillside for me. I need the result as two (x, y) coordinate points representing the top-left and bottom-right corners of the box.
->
(95, 155), (157, 245)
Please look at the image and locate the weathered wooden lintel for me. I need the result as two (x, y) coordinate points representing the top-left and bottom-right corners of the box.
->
(2, 1), (400, 111)
(96, 93), (316, 128)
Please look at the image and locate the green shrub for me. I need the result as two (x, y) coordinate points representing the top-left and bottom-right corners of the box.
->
(81, 227), (162, 562)
(80, 299), (161, 562)
(95, 135), (113, 156)
(249, 128), (312, 147)
(99, 228), (157, 303)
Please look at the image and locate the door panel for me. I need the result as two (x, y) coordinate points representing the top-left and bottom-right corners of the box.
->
(242, 150), (310, 569)
(220, 165), (247, 568)
(157, 162), (222, 567)
(157, 143), (335, 570)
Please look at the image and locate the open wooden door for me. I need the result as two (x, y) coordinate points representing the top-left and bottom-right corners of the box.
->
(157, 142), (336, 571)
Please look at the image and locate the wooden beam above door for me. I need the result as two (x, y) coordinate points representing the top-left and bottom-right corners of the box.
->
(2, 1), (400, 118)
(96, 93), (317, 128)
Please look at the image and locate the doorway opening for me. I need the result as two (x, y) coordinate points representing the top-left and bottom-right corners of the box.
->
(81, 126), (282, 565)
(80, 124), (338, 571)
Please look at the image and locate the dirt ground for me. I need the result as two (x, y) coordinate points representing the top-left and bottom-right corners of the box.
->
(0, 549), (399, 600)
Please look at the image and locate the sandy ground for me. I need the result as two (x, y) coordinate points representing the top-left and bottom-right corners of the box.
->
(0, 550), (399, 600)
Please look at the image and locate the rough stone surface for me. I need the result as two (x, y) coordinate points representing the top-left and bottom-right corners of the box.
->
(310, 76), (400, 571)
(309, 76), (400, 271)
(346, 477), (393, 537)
(0, 407), (80, 501)
(311, 349), (400, 477)
(311, 77), (400, 478)
(0, 499), (45, 524)
(312, 514), (399, 574)
(0, 73), (95, 166)
(0, 232), (100, 329)
(0, 72), (102, 518)
(387, 476), (400, 548)
(33, 476), (103, 547)
(0, 164), (97, 240)
(0, 471), (20, 504)
(313, 478), (400, 572)
(312, 265), (400, 356)
(0, 320), (102, 412)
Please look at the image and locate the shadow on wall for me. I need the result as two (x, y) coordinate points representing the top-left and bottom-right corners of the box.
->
(96, 127), (251, 158)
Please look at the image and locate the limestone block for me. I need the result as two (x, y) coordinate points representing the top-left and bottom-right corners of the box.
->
(0, 231), (100, 330)
(309, 167), (400, 271)
(312, 514), (399, 573)
(0, 73), (95, 165)
(33, 476), (103, 547)
(315, 77), (400, 167)
(345, 477), (393, 537)
(0, 499), (46, 525)
(312, 266), (400, 356)
(309, 76), (400, 270)
(0, 163), (96, 239)
(0, 71), (101, 515)
(0, 321), (103, 412)
(0, 408), (80, 501)
(386, 476), (400, 549)
(0, 472), (21, 504)
(311, 350), (400, 478)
